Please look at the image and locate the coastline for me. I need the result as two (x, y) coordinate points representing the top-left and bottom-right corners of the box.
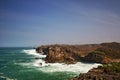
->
(35, 42), (120, 80)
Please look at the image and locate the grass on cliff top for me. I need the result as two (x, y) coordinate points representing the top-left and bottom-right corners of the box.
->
(98, 62), (120, 72)
(91, 50), (106, 55)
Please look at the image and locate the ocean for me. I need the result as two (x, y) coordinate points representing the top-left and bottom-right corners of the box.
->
(0, 47), (101, 80)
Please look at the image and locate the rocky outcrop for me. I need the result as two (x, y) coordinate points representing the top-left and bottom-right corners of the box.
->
(36, 42), (120, 64)
(36, 44), (100, 64)
(70, 63), (120, 80)
(36, 45), (73, 64)
(35, 42), (120, 80)
(70, 68), (120, 80)
(45, 46), (77, 64)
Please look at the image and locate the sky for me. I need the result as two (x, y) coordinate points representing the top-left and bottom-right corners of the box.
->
(0, 0), (120, 47)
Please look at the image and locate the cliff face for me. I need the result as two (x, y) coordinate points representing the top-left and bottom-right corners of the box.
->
(45, 46), (78, 64)
(36, 42), (120, 64)
(36, 44), (100, 64)
(36, 45), (75, 64)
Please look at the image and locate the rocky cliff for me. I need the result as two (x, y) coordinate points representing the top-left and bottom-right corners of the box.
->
(70, 62), (120, 80)
(70, 42), (120, 80)
(36, 44), (100, 64)
(36, 42), (120, 64)
(36, 42), (120, 80)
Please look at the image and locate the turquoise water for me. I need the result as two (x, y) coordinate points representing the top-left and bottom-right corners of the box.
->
(0, 47), (76, 80)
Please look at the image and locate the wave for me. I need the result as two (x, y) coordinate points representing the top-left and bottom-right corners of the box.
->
(22, 49), (46, 58)
(21, 49), (48, 67)
(0, 75), (17, 80)
(19, 60), (101, 74)
(21, 49), (101, 74)
(35, 62), (101, 74)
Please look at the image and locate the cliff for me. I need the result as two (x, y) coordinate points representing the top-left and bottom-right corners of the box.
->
(36, 44), (100, 64)
(36, 42), (120, 64)
(35, 42), (120, 80)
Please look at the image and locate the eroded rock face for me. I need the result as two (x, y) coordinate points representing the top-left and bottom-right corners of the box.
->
(36, 45), (80, 64)
(46, 46), (77, 64)
(35, 44), (101, 64)
(36, 42), (120, 64)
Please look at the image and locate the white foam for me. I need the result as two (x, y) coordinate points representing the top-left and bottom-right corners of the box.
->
(33, 59), (49, 67)
(19, 59), (101, 74)
(22, 49), (46, 58)
(0, 75), (17, 80)
(36, 62), (101, 74)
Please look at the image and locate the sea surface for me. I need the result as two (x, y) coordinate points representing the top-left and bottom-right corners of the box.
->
(0, 47), (101, 80)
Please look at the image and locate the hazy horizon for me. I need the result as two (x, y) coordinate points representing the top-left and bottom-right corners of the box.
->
(0, 0), (120, 47)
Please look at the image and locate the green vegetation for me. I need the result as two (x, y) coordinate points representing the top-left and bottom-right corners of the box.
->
(94, 42), (120, 59)
(91, 50), (105, 55)
(99, 62), (120, 72)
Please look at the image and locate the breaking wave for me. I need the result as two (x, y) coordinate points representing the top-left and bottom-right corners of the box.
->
(22, 49), (46, 58)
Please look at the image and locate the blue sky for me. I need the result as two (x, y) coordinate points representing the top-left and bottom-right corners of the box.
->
(0, 0), (120, 47)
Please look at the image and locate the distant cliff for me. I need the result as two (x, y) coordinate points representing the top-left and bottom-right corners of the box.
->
(36, 42), (120, 64)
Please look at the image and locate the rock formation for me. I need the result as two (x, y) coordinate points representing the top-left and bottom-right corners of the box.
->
(36, 42), (120, 64)
(35, 42), (120, 80)
(70, 62), (120, 80)
(36, 44), (100, 64)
